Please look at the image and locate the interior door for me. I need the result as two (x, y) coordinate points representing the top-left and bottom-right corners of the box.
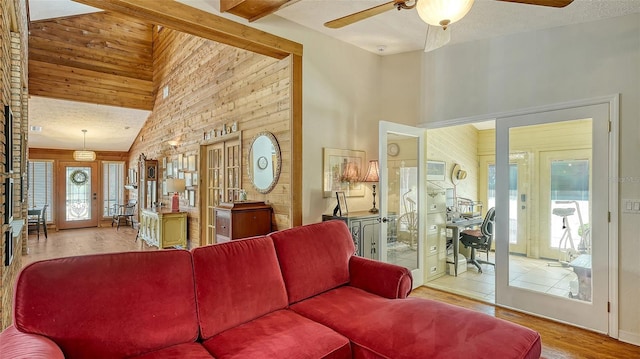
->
(202, 142), (224, 245)
(495, 104), (610, 333)
(479, 155), (528, 255)
(57, 161), (99, 229)
(538, 149), (592, 260)
(378, 121), (426, 288)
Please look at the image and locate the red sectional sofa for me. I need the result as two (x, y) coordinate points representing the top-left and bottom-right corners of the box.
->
(0, 220), (542, 358)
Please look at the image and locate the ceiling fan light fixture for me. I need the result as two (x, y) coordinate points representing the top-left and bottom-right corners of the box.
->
(416, 0), (475, 29)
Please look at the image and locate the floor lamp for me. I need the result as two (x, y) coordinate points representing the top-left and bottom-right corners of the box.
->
(361, 160), (380, 213)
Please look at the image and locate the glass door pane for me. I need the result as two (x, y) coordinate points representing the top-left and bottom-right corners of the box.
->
(496, 103), (609, 333)
(58, 161), (98, 229)
(66, 166), (92, 221)
(379, 121), (425, 287)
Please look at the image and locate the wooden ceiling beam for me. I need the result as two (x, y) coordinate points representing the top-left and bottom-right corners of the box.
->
(72, 0), (302, 59)
(220, 0), (302, 23)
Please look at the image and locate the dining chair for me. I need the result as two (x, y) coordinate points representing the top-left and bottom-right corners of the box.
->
(112, 200), (137, 230)
(28, 203), (48, 240)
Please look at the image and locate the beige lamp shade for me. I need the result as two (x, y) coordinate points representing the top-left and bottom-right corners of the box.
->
(166, 178), (186, 194)
(361, 160), (380, 182)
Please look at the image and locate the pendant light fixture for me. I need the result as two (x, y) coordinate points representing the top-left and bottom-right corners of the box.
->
(73, 129), (96, 161)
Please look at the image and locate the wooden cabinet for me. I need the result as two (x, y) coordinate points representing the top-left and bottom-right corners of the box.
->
(322, 211), (382, 260)
(139, 208), (187, 249)
(139, 158), (158, 210)
(215, 201), (272, 243)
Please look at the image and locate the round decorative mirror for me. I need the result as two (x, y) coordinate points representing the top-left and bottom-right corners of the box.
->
(248, 131), (281, 194)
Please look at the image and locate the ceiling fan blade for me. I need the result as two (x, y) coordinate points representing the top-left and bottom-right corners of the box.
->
(424, 25), (451, 53)
(497, 0), (574, 8)
(324, 1), (398, 29)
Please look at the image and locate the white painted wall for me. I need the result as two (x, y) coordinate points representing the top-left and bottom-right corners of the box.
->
(418, 13), (640, 345)
(252, 11), (639, 343)
(255, 16), (384, 222)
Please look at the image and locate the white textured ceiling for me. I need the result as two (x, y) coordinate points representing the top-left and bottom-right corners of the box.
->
(27, 0), (640, 150)
(28, 97), (149, 151)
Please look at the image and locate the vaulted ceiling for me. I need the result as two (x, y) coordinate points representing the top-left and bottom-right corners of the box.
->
(28, 11), (154, 151)
(26, 0), (640, 151)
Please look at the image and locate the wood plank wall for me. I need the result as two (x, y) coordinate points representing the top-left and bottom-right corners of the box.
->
(28, 12), (154, 110)
(129, 27), (292, 246)
(1, 0), (29, 330)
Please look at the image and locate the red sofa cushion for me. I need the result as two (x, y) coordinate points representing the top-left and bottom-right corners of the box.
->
(203, 309), (351, 359)
(131, 342), (214, 358)
(291, 286), (542, 359)
(269, 220), (355, 304)
(192, 236), (288, 339)
(13, 250), (199, 359)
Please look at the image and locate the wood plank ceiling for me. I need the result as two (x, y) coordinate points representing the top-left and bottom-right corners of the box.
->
(28, 11), (154, 110)
(220, 0), (299, 22)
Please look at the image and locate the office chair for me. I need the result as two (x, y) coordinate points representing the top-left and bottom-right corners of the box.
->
(459, 207), (496, 273)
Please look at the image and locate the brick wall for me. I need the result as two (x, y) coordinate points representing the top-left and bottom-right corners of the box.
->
(1, 0), (28, 330)
(129, 27), (293, 246)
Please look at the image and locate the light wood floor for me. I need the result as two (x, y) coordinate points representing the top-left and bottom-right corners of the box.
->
(23, 227), (640, 358)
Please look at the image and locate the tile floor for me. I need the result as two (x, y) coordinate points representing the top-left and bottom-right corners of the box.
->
(426, 252), (581, 303)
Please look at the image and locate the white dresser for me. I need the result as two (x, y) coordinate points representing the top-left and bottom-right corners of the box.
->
(139, 208), (187, 249)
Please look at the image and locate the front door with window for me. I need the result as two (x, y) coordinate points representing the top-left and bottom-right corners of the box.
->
(57, 162), (98, 229)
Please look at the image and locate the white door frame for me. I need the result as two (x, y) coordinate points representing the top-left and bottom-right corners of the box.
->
(422, 95), (619, 338)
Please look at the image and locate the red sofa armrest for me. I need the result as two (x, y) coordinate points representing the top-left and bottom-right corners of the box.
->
(0, 325), (65, 359)
(349, 256), (412, 299)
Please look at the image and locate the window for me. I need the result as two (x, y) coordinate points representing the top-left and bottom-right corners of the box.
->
(28, 160), (54, 223)
(103, 162), (125, 218)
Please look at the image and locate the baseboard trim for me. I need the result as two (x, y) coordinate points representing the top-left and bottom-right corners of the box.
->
(618, 330), (640, 347)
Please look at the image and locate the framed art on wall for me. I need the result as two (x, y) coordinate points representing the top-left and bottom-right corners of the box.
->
(427, 160), (446, 181)
(323, 148), (365, 197)
(4, 228), (13, 266)
(4, 105), (13, 173)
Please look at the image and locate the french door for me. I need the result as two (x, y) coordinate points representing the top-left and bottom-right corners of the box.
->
(479, 156), (528, 255)
(57, 162), (99, 229)
(378, 121), (426, 288)
(495, 103), (611, 333)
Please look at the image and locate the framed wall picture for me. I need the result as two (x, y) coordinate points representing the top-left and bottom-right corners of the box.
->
(5, 177), (13, 224)
(4, 228), (13, 266)
(427, 160), (446, 181)
(322, 148), (365, 197)
(4, 105), (13, 173)
(187, 155), (196, 171)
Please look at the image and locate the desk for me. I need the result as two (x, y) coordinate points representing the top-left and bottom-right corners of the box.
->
(446, 217), (483, 276)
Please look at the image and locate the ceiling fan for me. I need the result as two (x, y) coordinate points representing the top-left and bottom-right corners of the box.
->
(324, 0), (574, 52)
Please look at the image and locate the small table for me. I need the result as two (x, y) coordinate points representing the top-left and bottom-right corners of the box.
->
(569, 254), (592, 301)
(446, 217), (484, 276)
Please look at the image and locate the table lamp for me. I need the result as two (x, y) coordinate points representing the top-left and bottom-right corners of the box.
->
(166, 178), (186, 212)
(361, 160), (380, 213)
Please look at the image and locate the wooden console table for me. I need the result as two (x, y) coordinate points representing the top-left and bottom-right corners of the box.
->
(138, 208), (187, 249)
